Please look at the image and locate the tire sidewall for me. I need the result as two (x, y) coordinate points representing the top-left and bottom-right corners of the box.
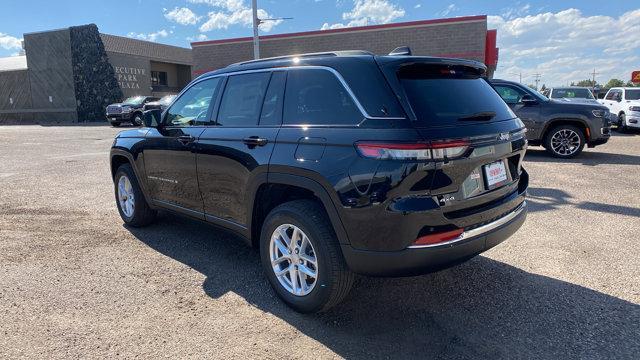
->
(259, 207), (335, 313)
(545, 125), (585, 158)
(619, 113), (626, 131)
(114, 165), (145, 225)
(133, 114), (143, 126)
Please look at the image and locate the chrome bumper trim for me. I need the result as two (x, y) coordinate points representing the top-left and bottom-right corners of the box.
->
(408, 201), (527, 249)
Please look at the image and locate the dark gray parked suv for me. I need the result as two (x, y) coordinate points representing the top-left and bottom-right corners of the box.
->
(490, 79), (611, 158)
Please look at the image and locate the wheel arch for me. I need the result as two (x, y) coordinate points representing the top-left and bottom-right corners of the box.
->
(542, 118), (590, 141)
(247, 173), (350, 249)
(110, 149), (154, 206)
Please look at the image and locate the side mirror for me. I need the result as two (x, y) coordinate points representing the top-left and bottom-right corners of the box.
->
(143, 109), (162, 128)
(521, 94), (538, 105)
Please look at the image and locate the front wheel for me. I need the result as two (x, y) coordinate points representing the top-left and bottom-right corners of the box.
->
(544, 125), (585, 158)
(618, 113), (627, 132)
(260, 200), (354, 313)
(114, 164), (156, 227)
(132, 113), (143, 126)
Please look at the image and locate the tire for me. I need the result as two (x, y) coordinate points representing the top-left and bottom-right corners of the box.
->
(543, 125), (585, 158)
(618, 113), (627, 132)
(132, 113), (143, 126)
(110, 122), (121, 127)
(114, 163), (156, 227)
(259, 200), (354, 313)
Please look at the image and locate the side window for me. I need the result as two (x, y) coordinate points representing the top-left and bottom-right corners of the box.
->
(259, 72), (286, 126)
(283, 69), (362, 125)
(494, 85), (525, 104)
(164, 77), (220, 126)
(217, 72), (271, 127)
(604, 91), (614, 100)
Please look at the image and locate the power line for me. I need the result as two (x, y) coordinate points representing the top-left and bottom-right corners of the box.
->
(532, 73), (542, 90)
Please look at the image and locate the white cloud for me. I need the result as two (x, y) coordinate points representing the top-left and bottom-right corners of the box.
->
(414, 4), (421, 9)
(321, 0), (405, 30)
(492, 8), (640, 86)
(187, 34), (209, 42)
(196, 0), (282, 32)
(164, 7), (201, 25)
(0, 33), (22, 50)
(437, 4), (458, 17)
(127, 29), (171, 42)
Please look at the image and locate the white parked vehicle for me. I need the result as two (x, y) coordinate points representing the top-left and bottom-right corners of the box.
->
(599, 88), (640, 131)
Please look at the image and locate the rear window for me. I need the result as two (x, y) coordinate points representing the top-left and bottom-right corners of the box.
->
(397, 64), (515, 127)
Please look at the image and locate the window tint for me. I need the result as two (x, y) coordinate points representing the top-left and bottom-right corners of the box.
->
(494, 85), (526, 104)
(626, 89), (640, 100)
(165, 77), (220, 126)
(217, 72), (271, 127)
(396, 65), (516, 126)
(259, 71), (286, 126)
(284, 69), (362, 125)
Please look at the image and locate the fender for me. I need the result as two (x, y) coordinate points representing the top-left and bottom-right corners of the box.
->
(110, 147), (155, 208)
(246, 172), (351, 246)
(540, 117), (591, 140)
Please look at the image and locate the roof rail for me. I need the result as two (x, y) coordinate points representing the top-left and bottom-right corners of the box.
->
(229, 50), (374, 67)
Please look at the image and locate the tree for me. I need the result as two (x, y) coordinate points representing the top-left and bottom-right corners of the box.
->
(541, 84), (547, 92)
(575, 79), (597, 87)
(605, 79), (625, 88)
(626, 81), (638, 87)
(527, 84), (537, 90)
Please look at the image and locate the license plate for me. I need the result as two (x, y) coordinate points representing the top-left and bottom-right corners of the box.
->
(111, 117), (116, 121)
(483, 160), (508, 189)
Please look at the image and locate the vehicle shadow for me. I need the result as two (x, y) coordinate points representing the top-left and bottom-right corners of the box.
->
(524, 148), (640, 166)
(526, 187), (640, 218)
(127, 215), (639, 359)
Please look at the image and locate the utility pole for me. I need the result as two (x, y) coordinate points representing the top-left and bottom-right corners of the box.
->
(509, 72), (523, 83)
(532, 73), (542, 90)
(252, 0), (260, 59)
(590, 68), (599, 91)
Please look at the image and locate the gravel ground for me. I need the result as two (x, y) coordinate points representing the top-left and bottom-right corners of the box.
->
(0, 125), (638, 359)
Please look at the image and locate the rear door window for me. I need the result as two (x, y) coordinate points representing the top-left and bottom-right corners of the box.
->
(217, 72), (271, 127)
(283, 68), (363, 125)
(259, 71), (286, 126)
(397, 64), (515, 127)
(494, 85), (526, 104)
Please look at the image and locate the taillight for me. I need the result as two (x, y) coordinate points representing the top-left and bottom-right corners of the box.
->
(355, 140), (469, 160)
(413, 228), (463, 246)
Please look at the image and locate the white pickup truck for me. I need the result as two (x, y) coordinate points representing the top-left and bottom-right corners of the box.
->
(599, 87), (640, 131)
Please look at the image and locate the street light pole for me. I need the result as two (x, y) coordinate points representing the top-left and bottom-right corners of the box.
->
(252, 0), (260, 59)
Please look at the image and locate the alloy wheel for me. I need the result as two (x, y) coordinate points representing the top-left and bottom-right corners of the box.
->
(117, 175), (135, 218)
(269, 224), (318, 296)
(550, 129), (581, 156)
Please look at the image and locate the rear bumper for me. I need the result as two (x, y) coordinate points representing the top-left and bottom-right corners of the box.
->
(341, 201), (527, 276)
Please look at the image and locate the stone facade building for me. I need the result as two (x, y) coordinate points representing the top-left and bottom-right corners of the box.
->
(192, 15), (499, 77)
(0, 24), (192, 124)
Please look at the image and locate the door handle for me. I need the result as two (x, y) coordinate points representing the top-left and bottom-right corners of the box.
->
(243, 136), (269, 147)
(177, 135), (195, 145)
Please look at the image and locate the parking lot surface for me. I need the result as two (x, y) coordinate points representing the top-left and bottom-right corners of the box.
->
(1, 125), (638, 359)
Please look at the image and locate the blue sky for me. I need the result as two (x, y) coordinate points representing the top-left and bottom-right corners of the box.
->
(1, 0), (639, 86)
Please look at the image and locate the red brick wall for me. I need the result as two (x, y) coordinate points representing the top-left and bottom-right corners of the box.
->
(192, 16), (489, 76)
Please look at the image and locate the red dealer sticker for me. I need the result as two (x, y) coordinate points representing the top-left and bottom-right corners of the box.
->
(632, 71), (640, 84)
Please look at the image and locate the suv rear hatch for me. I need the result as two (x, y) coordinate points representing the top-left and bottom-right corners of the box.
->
(376, 56), (528, 230)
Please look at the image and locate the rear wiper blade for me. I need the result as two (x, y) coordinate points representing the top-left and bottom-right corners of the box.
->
(458, 111), (496, 121)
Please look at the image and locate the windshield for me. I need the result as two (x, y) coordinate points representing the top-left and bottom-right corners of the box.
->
(627, 89), (640, 100)
(551, 88), (595, 100)
(398, 64), (515, 126)
(160, 95), (176, 105)
(122, 96), (145, 105)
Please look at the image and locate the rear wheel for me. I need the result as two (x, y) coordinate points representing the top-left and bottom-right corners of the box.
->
(544, 125), (585, 158)
(114, 164), (156, 227)
(260, 200), (354, 313)
(618, 113), (627, 132)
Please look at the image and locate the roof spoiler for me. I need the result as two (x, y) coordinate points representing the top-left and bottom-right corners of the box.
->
(389, 46), (412, 56)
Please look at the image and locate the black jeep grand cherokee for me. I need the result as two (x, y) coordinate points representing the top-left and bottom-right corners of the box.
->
(110, 51), (528, 313)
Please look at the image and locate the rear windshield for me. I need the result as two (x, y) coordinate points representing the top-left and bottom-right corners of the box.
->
(627, 89), (640, 100)
(398, 64), (515, 127)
